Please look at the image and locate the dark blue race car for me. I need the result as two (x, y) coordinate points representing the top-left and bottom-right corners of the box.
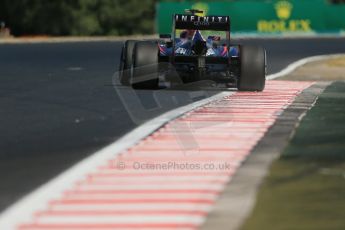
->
(119, 9), (266, 91)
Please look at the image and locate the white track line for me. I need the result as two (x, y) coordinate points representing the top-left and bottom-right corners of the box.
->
(0, 53), (342, 229)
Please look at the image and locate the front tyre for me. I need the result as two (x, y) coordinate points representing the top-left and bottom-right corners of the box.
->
(238, 45), (266, 91)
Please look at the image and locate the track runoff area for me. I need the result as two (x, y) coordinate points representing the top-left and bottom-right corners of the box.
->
(0, 55), (325, 229)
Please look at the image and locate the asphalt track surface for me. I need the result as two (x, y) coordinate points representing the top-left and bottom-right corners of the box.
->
(1, 37), (345, 212)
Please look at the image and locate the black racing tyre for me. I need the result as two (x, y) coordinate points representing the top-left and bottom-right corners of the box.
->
(131, 41), (159, 89)
(119, 40), (137, 86)
(238, 45), (266, 91)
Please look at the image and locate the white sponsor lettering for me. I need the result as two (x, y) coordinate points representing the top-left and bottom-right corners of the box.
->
(175, 15), (229, 24)
(194, 21), (210, 26)
(175, 47), (187, 55)
(206, 48), (216, 56)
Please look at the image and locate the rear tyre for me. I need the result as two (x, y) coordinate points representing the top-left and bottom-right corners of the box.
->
(131, 41), (159, 89)
(238, 45), (266, 91)
(119, 40), (137, 86)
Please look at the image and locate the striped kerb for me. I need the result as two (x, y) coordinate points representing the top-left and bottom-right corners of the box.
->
(17, 80), (313, 230)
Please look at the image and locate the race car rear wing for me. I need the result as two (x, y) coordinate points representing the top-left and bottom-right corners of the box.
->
(174, 14), (230, 31)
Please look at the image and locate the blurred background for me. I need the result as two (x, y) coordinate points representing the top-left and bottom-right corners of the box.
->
(1, 0), (345, 37)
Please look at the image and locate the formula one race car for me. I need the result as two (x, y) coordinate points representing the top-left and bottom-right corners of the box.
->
(119, 9), (266, 91)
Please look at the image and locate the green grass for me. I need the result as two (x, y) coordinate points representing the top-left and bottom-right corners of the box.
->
(241, 81), (345, 230)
